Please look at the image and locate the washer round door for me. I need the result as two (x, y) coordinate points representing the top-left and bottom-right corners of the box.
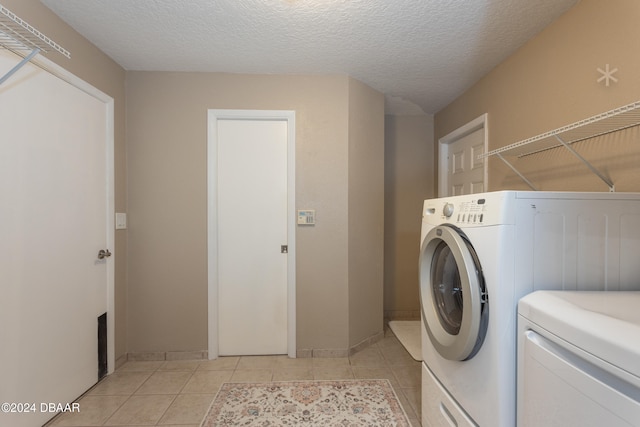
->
(419, 224), (488, 361)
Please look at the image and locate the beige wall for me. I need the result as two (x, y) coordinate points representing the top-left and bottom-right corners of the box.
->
(8, 1), (386, 359)
(126, 72), (385, 354)
(435, 0), (640, 193)
(5, 0), (128, 361)
(347, 78), (385, 347)
(384, 115), (435, 319)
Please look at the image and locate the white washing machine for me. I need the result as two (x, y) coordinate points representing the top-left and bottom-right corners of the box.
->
(518, 291), (640, 427)
(418, 191), (640, 427)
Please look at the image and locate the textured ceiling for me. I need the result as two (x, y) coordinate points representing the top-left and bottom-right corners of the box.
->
(41, 0), (578, 114)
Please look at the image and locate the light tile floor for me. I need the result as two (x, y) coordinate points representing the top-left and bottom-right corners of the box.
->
(45, 329), (422, 426)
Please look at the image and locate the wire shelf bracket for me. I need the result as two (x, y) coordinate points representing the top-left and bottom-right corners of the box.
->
(0, 3), (70, 86)
(480, 100), (640, 192)
(495, 152), (538, 191)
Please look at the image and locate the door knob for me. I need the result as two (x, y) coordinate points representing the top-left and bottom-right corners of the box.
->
(98, 249), (112, 260)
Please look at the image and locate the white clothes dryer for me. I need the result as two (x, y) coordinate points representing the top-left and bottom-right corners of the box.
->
(518, 291), (640, 427)
(419, 191), (640, 427)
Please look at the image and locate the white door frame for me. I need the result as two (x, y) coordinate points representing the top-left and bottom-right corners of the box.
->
(26, 54), (116, 373)
(438, 114), (488, 197)
(207, 109), (296, 358)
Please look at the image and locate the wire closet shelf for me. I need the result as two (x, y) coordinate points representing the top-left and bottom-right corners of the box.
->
(479, 100), (640, 191)
(0, 3), (70, 85)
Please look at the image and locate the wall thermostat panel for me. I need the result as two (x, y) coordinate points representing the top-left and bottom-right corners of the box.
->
(297, 210), (315, 225)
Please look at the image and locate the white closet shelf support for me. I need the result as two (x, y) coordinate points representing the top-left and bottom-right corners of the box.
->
(0, 3), (70, 85)
(480, 100), (640, 191)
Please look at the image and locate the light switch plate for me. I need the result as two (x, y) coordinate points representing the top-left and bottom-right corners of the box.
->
(115, 213), (127, 230)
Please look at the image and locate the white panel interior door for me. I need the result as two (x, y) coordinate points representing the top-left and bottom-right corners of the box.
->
(438, 114), (487, 197)
(447, 128), (485, 195)
(217, 119), (288, 355)
(0, 51), (112, 427)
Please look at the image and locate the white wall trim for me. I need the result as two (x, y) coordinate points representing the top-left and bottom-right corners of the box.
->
(438, 113), (488, 197)
(207, 109), (296, 359)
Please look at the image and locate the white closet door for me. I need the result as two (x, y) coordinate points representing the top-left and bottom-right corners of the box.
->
(216, 119), (289, 355)
(0, 50), (112, 427)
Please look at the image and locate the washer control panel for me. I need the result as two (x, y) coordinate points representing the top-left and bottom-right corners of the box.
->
(455, 198), (487, 224)
(423, 194), (506, 227)
(423, 192), (518, 227)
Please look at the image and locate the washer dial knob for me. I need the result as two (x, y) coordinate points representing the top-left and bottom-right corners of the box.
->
(443, 203), (454, 217)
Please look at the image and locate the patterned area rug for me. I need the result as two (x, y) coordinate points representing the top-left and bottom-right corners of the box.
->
(200, 379), (411, 426)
